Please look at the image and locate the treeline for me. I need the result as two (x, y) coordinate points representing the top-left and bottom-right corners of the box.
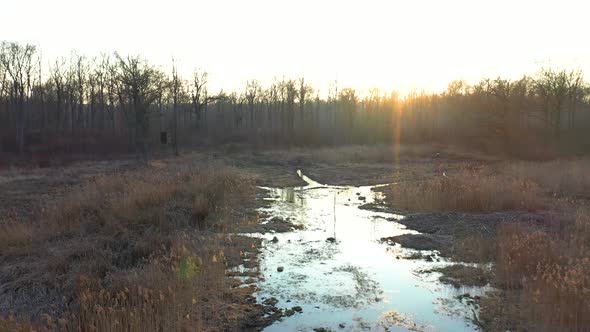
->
(1, 41), (589, 163)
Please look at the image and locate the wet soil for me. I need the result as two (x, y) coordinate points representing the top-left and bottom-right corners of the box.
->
(374, 207), (547, 262)
(236, 216), (304, 234)
(421, 265), (492, 289)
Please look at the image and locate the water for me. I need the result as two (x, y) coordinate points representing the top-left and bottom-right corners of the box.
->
(254, 171), (488, 331)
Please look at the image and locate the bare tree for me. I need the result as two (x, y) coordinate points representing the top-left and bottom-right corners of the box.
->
(245, 80), (261, 129)
(190, 69), (215, 128)
(535, 68), (570, 137)
(171, 60), (181, 156)
(113, 53), (167, 164)
(92, 54), (110, 131)
(565, 70), (584, 130)
(297, 77), (313, 127)
(339, 87), (358, 131)
(73, 54), (88, 129)
(50, 58), (66, 130)
(0, 41), (38, 154)
(285, 79), (297, 134)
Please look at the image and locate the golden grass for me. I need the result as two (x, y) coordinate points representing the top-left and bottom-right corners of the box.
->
(502, 159), (590, 198)
(382, 169), (542, 212)
(0, 316), (37, 332)
(488, 208), (590, 331)
(58, 240), (229, 331)
(495, 223), (558, 288)
(27, 163), (256, 239)
(0, 161), (259, 331)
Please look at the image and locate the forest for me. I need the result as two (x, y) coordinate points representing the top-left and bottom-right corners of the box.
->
(1, 40), (589, 164)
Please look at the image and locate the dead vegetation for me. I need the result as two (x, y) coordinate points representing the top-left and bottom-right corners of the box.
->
(481, 208), (590, 331)
(380, 158), (590, 215)
(1, 146), (589, 331)
(259, 144), (493, 165)
(502, 159), (590, 198)
(425, 264), (491, 288)
(381, 168), (542, 213)
(376, 158), (590, 331)
(0, 161), (270, 331)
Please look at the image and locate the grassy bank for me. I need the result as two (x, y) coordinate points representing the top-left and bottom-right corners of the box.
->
(0, 160), (268, 331)
(482, 208), (590, 331)
(376, 158), (590, 331)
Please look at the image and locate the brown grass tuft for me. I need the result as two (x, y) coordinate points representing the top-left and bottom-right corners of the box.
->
(502, 159), (590, 198)
(487, 207), (590, 331)
(495, 223), (558, 288)
(382, 169), (542, 212)
(0, 161), (259, 331)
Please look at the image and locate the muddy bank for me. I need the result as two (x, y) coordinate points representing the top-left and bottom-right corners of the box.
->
(236, 216), (303, 234)
(420, 265), (492, 289)
(377, 209), (546, 262)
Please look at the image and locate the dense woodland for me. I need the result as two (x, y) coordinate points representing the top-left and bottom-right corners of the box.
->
(1, 41), (589, 163)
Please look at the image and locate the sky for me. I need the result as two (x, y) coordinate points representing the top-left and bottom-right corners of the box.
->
(2, 0), (589, 96)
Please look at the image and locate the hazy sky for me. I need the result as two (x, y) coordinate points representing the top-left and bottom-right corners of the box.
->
(2, 0), (589, 95)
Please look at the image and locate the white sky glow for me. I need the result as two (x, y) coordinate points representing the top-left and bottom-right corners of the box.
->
(2, 0), (589, 96)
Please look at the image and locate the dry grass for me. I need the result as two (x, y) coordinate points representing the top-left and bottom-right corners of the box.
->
(502, 159), (590, 198)
(427, 264), (491, 288)
(0, 161), (260, 331)
(495, 223), (558, 288)
(381, 169), (542, 213)
(261, 144), (493, 165)
(28, 163), (255, 239)
(0, 219), (33, 249)
(452, 234), (497, 263)
(54, 236), (252, 332)
(484, 207), (590, 331)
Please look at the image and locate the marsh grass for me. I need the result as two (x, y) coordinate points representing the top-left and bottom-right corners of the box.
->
(428, 264), (491, 288)
(482, 208), (590, 331)
(376, 158), (590, 331)
(0, 161), (258, 331)
(502, 159), (590, 198)
(258, 144), (494, 165)
(381, 169), (542, 213)
(452, 234), (497, 263)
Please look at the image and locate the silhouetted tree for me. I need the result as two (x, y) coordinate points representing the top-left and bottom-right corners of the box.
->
(190, 69), (215, 128)
(0, 42), (38, 154)
(171, 60), (181, 156)
(113, 53), (167, 164)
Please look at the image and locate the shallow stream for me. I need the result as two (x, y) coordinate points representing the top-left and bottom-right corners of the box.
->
(254, 171), (488, 331)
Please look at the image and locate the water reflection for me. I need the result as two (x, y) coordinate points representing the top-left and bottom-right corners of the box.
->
(256, 171), (487, 331)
